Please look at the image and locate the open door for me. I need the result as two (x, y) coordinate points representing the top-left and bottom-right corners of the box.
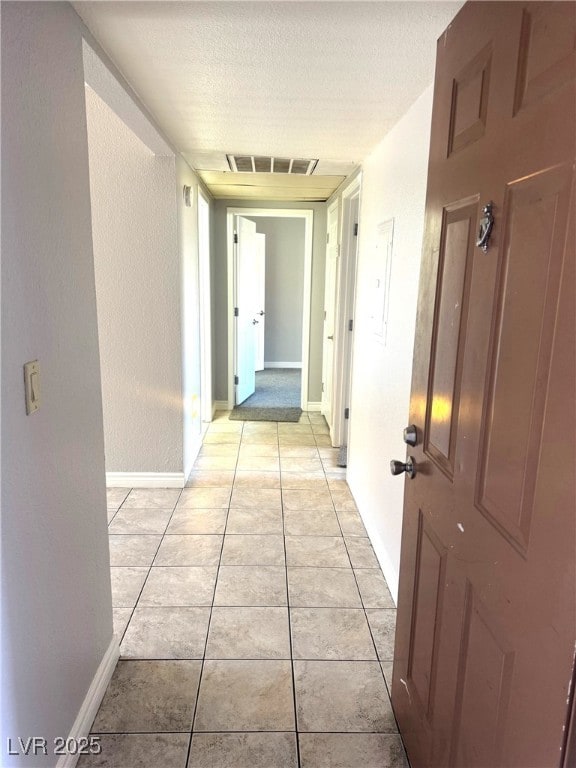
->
(392, 4), (575, 767)
(321, 200), (339, 430)
(254, 232), (266, 372)
(234, 216), (258, 404)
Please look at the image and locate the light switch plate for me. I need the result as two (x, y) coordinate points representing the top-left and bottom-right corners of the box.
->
(24, 360), (40, 415)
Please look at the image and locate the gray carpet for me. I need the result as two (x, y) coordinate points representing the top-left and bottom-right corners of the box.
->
(230, 368), (302, 422)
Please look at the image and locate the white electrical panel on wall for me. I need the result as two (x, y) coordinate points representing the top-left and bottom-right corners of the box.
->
(371, 219), (394, 344)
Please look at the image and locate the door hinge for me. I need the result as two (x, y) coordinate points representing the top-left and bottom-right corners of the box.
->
(322, 382), (325, 393)
(234, 307), (239, 317)
(234, 375), (239, 385)
(326, 232), (330, 244)
(344, 407), (350, 420)
(233, 232), (238, 244)
(348, 318), (354, 332)
(353, 223), (359, 237)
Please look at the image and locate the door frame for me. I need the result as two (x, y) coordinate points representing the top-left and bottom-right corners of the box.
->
(321, 199), (340, 429)
(198, 188), (212, 422)
(226, 207), (314, 410)
(332, 174), (362, 448)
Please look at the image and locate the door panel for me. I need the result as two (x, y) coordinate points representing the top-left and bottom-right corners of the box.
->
(514, 3), (576, 114)
(407, 513), (447, 722)
(425, 199), (477, 475)
(448, 44), (492, 156)
(235, 216), (257, 404)
(476, 164), (573, 553)
(449, 585), (514, 768)
(393, 4), (575, 767)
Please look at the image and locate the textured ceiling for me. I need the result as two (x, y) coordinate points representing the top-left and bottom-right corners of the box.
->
(75, 1), (462, 200)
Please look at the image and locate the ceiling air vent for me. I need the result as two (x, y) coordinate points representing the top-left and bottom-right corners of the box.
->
(227, 155), (318, 175)
(233, 155), (254, 172)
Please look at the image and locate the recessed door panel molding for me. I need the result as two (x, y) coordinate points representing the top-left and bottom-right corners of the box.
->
(406, 511), (447, 723)
(449, 582), (515, 768)
(425, 198), (478, 478)
(448, 43), (492, 156)
(476, 164), (573, 555)
(514, 3), (576, 115)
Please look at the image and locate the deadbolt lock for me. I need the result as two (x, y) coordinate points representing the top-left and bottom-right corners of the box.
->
(403, 424), (418, 446)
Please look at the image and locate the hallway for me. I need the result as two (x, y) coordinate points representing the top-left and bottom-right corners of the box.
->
(89, 412), (406, 767)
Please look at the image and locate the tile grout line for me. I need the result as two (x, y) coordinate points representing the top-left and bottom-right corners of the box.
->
(105, 486), (132, 528)
(328, 487), (406, 746)
(89, 728), (403, 735)
(115, 488), (185, 648)
(183, 418), (242, 768)
(279, 423), (302, 768)
(105, 414), (401, 762)
(338, 504), (400, 704)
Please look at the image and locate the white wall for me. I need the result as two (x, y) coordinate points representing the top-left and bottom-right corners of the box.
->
(1, 4), (113, 765)
(347, 87), (434, 601)
(86, 86), (183, 475)
(213, 200), (326, 402)
(247, 217), (305, 365)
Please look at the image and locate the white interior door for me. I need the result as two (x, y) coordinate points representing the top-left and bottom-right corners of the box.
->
(322, 201), (339, 429)
(254, 232), (266, 372)
(235, 216), (258, 404)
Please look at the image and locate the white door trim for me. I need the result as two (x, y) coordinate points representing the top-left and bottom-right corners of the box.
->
(198, 189), (212, 423)
(226, 207), (314, 411)
(322, 198), (340, 431)
(332, 174), (362, 448)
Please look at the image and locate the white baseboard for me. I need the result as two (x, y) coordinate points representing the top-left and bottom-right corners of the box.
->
(306, 401), (322, 412)
(106, 472), (185, 489)
(264, 362), (303, 369)
(56, 636), (120, 768)
(213, 400), (230, 415)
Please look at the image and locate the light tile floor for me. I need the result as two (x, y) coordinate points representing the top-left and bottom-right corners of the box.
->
(82, 412), (408, 768)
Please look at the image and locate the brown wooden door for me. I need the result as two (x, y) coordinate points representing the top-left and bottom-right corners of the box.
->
(392, 3), (576, 767)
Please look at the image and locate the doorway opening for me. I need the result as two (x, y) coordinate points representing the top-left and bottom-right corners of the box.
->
(322, 176), (361, 453)
(335, 179), (361, 460)
(226, 208), (314, 414)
